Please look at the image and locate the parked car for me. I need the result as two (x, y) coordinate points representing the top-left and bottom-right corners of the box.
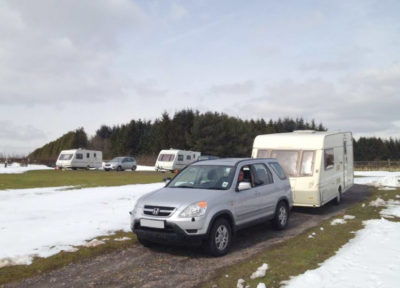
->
(130, 158), (292, 256)
(56, 149), (102, 170)
(103, 157), (137, 171)
(197, 155), (219, 161)
(252, 130), (354, 207)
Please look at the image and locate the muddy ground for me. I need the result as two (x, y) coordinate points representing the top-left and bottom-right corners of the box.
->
(6, 185), (370, 288)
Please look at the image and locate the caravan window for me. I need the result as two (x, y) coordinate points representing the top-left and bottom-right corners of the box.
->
(186, 155), (191, 160)
(158, 154), (175, 162)
(178, 155), (184, 161)
(270, 150), (299, 177)
(300, 151), (315, 176)
(86, 153), (90, 158)
(257, 149), (270, 158)
(76, 153), (83, 160)
(324, 149), (334, 170)
(59, 154), (73, 160)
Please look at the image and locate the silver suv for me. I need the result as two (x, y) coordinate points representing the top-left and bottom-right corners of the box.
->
(130, 158), (292, 256)
(103, 157), (137, 171)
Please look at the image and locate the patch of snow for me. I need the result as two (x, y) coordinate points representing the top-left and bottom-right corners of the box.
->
(0, 183), (164, 267)
(354, 171), (400, 188)
(330, 218), (347, 225)
(379, 187), (396, 191)
(343, 215), (355, 220)
(250, 263), (269, 279)
(136, 165), (156, 171)
(225, 274), (229, 278)
(320, 227), (324, 231)
(237, 279), (246, 288)
(114, 237), (131, 242)
(362, 203), (366, 208)
(0, 163), (52, 174)
(396, 195), (400, 199)
(83, 239), (105, 247)
(380, 199), (400, 218)
(282, 218), (400, 288)
(369, 197), (386, 207)
(257, 283), (267, 288)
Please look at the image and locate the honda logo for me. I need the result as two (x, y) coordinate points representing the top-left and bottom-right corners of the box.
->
(152, 208), (160, 215)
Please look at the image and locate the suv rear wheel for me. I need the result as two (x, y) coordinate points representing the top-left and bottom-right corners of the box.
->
(272, 201), (289, 230)
(206, 218), (232, 256)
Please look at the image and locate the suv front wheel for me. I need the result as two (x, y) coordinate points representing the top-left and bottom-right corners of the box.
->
(206, 218), (232, 256)
(272, 201), (289, 230)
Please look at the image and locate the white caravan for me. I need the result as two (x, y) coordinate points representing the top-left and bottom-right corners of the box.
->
(252, 131), (353, 207)
(155, 149), (201, 172)
(56, 149), (103, 170)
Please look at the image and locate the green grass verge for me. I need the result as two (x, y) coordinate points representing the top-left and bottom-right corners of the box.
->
(0, 231), (137, 285)
(201, 188), (400, 288)
(0, 170), (173, 190)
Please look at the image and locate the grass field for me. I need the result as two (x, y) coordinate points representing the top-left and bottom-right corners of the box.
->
(0, 170), (174, 190)
(200, 187), (399, 288)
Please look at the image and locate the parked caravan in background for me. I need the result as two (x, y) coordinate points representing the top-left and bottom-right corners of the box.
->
(56, 149), (103, 170)
(155, 149), (201, 172)
(252, 131), (353, 207)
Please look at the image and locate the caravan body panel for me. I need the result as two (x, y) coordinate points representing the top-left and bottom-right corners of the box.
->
(252, 131), (353, 207)
(56, 149), (103, 169)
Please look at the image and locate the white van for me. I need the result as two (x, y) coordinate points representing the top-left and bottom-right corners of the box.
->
(56, 149), (103, 170)
(155, 149), (201, 172)
(252, 131), (353, 207)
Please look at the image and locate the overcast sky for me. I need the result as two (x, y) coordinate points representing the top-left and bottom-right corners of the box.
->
(1, 0), (400, 155)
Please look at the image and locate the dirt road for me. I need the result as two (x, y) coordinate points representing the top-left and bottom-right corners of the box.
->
(6, 185), (370, 288)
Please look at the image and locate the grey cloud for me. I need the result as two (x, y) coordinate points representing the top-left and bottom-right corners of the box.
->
(210, 80), (255, 95)
(300, 62), (353, 72)
(0, 121), (46, 141)
(0, 0), (146, 106)
(231, 65), (400, 137)
(133, 80), (168, 98)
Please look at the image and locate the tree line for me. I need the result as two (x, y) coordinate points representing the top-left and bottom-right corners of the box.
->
(29, 109), (400, 162)
(29, 110), (326, 161)
(353, 137), (400, 161)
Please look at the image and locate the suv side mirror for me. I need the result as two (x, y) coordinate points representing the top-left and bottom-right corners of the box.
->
(237, 182), (251, 191)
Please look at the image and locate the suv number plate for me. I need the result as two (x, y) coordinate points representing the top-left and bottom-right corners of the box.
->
(140, 219), (165, 229)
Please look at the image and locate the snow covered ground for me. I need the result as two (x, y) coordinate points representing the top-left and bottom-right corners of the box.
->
(136, 165), (156, 171)
(0, 163), (52, 174)
(281, 172), (400, 288)
(0, 183), (164, 268)
(283, 218), (400, 288)
(354, 170), (400, 187)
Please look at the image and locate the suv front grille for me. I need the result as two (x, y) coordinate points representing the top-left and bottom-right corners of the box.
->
(143, 205), (175, 217)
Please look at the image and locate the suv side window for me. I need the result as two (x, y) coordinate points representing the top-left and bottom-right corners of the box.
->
(269, 162), (287, 180)
(251, 163), (273, 186)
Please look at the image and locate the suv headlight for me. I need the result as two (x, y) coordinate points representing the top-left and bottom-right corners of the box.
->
(179, 201), (207, 218)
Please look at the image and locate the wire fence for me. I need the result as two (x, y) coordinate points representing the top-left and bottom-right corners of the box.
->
(354, 160), (400, 170)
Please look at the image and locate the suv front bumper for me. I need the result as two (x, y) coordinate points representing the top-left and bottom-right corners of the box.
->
(131, 219), (207, 245)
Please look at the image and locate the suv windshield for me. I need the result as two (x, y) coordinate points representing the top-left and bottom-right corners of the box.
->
(110, 157), (123, 162)
(168, 165), (235, 190)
